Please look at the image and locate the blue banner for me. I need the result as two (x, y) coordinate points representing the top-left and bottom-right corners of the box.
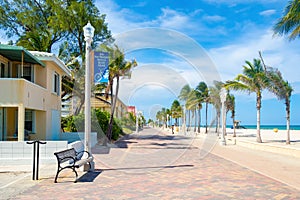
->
(94, 51), (109, 83)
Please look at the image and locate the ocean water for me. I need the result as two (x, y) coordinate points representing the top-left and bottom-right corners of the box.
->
(226, 125), (300, 130)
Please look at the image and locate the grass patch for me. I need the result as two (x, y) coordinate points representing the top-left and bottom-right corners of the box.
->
(122, 127), (134, 134)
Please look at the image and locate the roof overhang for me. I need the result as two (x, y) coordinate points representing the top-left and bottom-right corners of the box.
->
(30, 51), (71, 77)
(0, 44), (46, 67)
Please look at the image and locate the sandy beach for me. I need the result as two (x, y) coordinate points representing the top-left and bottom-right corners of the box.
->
(164, 126), (300, 154)
(170, 126), (300, 143)
(226, 128), (300, 145)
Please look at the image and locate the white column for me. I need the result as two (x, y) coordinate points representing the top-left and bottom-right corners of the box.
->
(18, 104), (25, 141)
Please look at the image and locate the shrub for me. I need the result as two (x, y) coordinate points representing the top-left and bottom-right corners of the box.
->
(61, 109), (124, 141)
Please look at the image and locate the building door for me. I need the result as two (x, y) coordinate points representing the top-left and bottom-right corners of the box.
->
(0, 63), (5, 78)
(0, 62), (10, 78)
(51, 110), (60, 140)
(0, 108), (6, 141)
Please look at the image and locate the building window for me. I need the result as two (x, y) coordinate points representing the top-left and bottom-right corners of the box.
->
(25, 110), (33, 132)
(23, 65), (33, 82)
(0, 63), (4, 78)
(53, 72), (60, 95)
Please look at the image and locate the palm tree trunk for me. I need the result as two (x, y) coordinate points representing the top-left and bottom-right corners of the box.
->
(256, 94), (262, 143)
(74, 97), (85, 115)
(181, 107), (185, 132)
(107, 77), (118, 141)
(216, 110), (220, 134)
(197, 108), (201, 133)
(205, 102), (208, 133)
(194, 110), (197, 132)
(286, 99), (291, 144)
(233, 117), (236, 137)
(188, 110), (191, 132)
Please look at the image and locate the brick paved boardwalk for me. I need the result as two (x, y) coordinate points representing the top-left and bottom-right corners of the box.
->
(9, 127), (300, 199)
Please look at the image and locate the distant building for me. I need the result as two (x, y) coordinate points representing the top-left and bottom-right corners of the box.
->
(127, 106), (136, 116)
(61, 94), (72, 117)
(0, 44), (70, 141)
(91, 94), (128, 119)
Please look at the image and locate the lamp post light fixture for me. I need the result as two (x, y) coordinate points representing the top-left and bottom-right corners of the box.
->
(220, 88), (227, 145)
(83, 22), (95, 171)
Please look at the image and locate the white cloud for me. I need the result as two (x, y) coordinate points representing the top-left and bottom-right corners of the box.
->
(259, 9), (276, 16)
(157, 8), (191, 30)
(118, 63), (188, 105)
(203, 15), (226, 22)
(208, 29), (300, 93)
(96, 0), (145, 34)
(96, 0), (202, 35)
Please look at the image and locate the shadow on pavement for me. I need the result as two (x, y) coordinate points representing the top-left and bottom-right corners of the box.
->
(99, 164), (194, 171)
(113, 133), (193, 149)
(77, 169), (103, 182)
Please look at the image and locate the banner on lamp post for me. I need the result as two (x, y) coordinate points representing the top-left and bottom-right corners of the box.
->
(94, 51), (109, 84)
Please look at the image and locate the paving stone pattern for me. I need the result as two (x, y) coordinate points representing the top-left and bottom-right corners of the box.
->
(6, 127), (300, 199)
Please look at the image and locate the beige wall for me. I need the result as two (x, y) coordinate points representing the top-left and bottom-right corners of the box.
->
(31, 111), (46, 140)
(0, 55), (67, 141)
(35, 64), (47, 88)
(0, 79), (47, 110)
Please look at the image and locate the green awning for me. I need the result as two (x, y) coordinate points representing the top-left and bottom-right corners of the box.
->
(0, 44), (45, 67)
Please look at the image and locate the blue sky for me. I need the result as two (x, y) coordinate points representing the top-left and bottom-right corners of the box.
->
(1, 0), (298, 125)
(93, 0), (300, 125)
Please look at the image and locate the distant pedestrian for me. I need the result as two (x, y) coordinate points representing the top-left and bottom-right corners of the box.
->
(172, 125), (174, 134)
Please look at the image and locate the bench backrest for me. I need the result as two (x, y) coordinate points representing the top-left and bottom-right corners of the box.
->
(54, 148), (77, 163)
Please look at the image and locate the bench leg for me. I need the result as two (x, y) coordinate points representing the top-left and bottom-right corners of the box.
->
(73, 168), (78, 183)
(88, 162), (92, 171)
(54, 167), (78, 183)
(54, 169), (61, 183)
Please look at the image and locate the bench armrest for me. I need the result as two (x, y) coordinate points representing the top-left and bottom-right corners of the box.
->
(59, 156), (77, 166)
(76, 150), (93, 160)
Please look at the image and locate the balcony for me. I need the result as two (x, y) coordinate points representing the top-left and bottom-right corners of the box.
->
(0, 78), (47, 111)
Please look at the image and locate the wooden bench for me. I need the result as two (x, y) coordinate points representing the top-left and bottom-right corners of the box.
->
(53, 148), (93, 183)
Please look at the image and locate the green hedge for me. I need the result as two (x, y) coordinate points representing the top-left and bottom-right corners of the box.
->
(61, 109), (123, 141)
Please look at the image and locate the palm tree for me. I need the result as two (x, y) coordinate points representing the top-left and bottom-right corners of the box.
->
(266, 68), (293, 144)
(193, 87), (204, 133)
(179, 84), (192, 131)
(17, 31), (53, 52)
(273, 0), (300, 40)
(156, 111), (163, 127)
(196, 101), (203, 134)
(105, 45), (137, 141)
(161, 108), (168, 128)
(171, 100), (182, 127)
(225, 59), (269, 143)
(196, 82), (209, 133)
(186, 89), (199, 133)
(225, 92), (236, 137)
(209, 81), (223, 134)
(166, 108), (171, 128)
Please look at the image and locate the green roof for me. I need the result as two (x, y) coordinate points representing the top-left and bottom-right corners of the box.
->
(0, 44), (45, 67)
